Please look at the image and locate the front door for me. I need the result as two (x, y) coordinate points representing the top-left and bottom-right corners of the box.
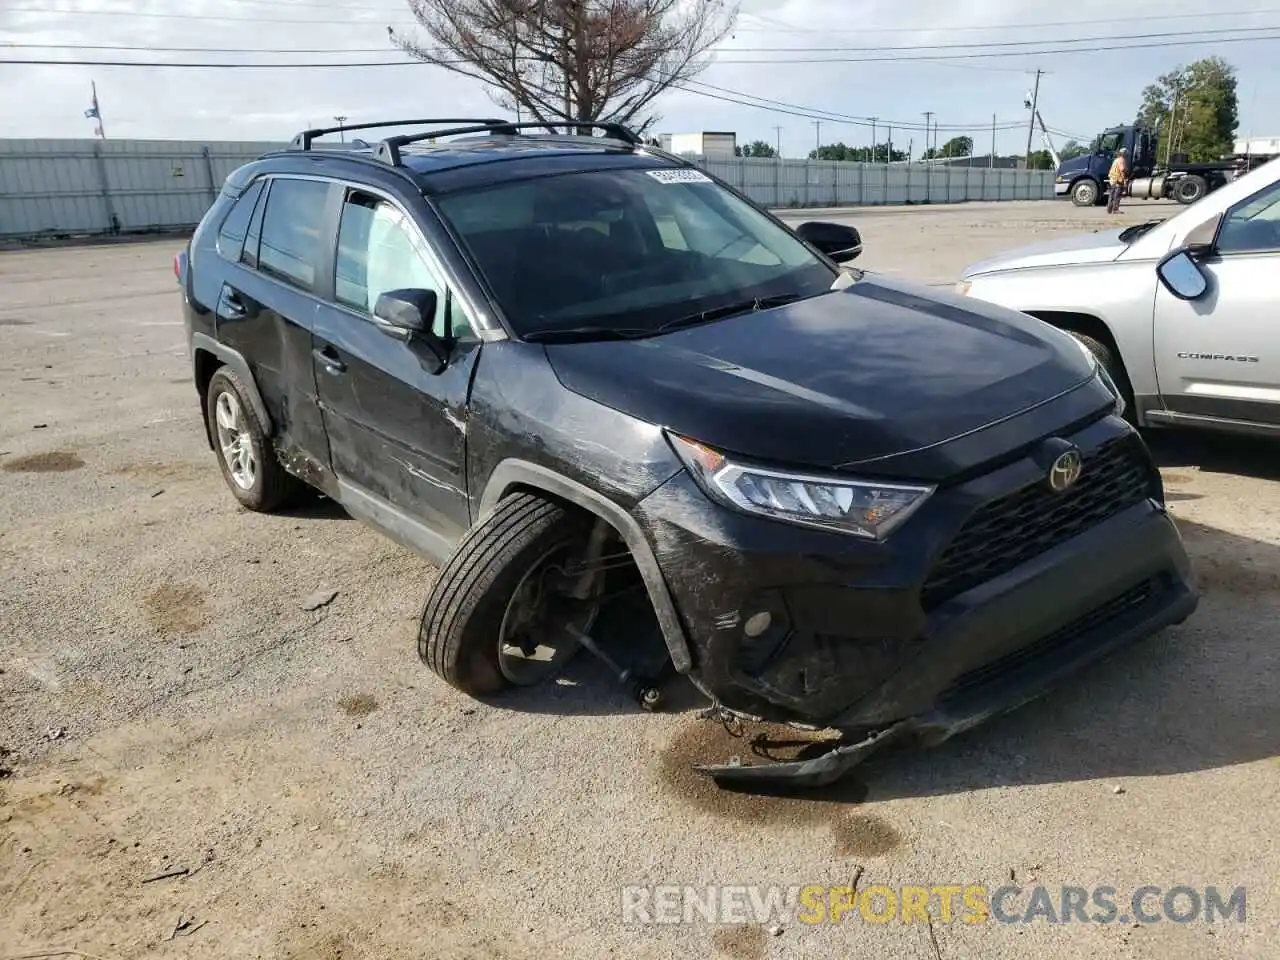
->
(311, 187), (480, 544)
(1154, 175), (1280, 426)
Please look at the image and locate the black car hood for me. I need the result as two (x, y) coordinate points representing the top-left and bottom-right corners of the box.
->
(542, 274), (1095, 472)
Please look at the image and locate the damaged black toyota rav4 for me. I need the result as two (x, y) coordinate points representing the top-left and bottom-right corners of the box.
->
(178, 118), (1197, 789)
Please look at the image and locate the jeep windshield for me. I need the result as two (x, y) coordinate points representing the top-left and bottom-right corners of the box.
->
(435, 168), (837, 339)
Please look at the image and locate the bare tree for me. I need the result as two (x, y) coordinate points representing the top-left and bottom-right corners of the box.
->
(389, 0), (738, 132)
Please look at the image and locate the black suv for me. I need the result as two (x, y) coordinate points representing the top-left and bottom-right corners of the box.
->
(178, 118), (1197, 788)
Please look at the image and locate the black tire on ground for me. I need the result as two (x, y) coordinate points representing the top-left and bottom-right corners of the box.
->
(205, 367), (303, 512)
(419, 493), (595, 697)
(1173, 175), (1208, 205)
(1069, 332), (1137, 426)
(1070, 179), (1099, 207)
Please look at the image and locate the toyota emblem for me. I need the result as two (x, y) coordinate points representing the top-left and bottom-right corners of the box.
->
(1048, 449), (1083, 492)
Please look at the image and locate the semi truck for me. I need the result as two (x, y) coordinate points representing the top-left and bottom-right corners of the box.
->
(1054, 123), (1278, 207)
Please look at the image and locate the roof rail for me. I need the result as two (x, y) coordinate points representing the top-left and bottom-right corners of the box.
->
(290, 118), (512, 152)
(373, 120), (642, 167)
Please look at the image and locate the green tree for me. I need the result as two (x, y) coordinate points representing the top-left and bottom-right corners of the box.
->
(1059, 139), (1090, 160)
(809, 142), (905, 162)
(1137, 56), (1238, 162)
(938, 135), (973, 158)
(1026, 149), (1054, 170)
(735, 140), (778, 158)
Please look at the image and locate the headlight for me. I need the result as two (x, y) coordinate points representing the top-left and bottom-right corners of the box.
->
(668, 435), (934, 540)
(954, 280), (972, 297)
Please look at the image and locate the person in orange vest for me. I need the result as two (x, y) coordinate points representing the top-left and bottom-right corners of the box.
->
(1106, 147), (1128, 214)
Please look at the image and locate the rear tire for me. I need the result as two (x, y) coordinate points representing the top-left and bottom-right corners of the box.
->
(1068, 332), (1137, 426)
(205, 367), (302, 512)
(1173, 175), (1208, 205)
(1070, 179), (1100, 207)
(419, 493), (597, 697)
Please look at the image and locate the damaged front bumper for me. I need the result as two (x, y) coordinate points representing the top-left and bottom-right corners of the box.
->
(634, 418), (1198, 787)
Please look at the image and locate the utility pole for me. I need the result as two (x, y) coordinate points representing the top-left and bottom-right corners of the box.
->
(870, 118), (877, 163)
(991, 114), (997, 167)
(887, 125), (893, 162)
(812, 120), (822, 156)
(1024, 68), (1043, 168)
(773, 125), (783, 159)
(334, 115), (348, 143)
(922, 112), (933, 159)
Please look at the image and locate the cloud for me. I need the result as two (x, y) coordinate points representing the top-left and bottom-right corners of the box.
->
(1, 0), (1276, 152)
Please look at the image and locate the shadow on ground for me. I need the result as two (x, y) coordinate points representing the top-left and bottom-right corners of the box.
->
(1148, 428), (1280, 482)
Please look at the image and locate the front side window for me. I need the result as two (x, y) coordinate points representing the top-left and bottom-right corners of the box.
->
(335, 192), (468, 338)
(435, 168), (833, 338)
(1217, 177), (1280, 254)
(256, 178), (329, 291)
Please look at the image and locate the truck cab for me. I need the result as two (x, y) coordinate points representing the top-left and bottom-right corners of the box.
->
(1055, 125), (1158, 207)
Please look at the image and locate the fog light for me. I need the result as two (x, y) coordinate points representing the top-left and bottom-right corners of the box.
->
(743, 611), (773, 638)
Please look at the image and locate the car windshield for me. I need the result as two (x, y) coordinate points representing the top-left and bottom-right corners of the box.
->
(434, 168), (837, 339)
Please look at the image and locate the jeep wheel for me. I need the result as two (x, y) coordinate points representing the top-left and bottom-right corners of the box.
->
(420, 493), (601, 696)
(1070, 179), (1099, 207)
(1069, 332), (1136, 426)
(205, 367), (301, 512)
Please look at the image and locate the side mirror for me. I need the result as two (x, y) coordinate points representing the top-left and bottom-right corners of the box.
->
(795, 221), (863, 263)
(1183, 211), (1222, 252)
(1157, 250), (1209, 301)
(373, 288), (449, 372)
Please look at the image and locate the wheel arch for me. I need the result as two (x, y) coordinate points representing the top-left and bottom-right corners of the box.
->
(191, 333), (273, 449)
(479, 460), (694, 673)
(1024, 309), (1135, 391)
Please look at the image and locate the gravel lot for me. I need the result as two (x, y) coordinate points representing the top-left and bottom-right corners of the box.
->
(2, 199), (1277, 959)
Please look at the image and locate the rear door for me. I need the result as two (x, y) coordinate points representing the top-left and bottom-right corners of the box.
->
(215, 175), (334, 477)
(1153, 175), (1280, 426)
(311, 186), (481, 544)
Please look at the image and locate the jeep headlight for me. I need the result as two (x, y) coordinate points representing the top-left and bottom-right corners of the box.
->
(669, 435), (934, 540)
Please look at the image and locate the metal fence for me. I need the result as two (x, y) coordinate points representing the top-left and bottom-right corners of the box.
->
(696, 155), (1055, 207)
(0, 138), (1056, 240)
(0, 138), (280, 240)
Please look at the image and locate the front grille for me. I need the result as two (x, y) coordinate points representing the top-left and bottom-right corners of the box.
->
(939, 577), (1159, 705)
(922, 436), (1154, 609)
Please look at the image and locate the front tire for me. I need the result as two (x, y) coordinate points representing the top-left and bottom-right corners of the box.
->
(1070, 179), (1099, 207)
(419, 494), (599, 697)
(1069, 332), (1137, 426)
(205, 367), (301, 512)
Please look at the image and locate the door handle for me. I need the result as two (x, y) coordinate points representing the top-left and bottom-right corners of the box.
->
(218, 289), (247, 319)
(313, 346), (346, 375)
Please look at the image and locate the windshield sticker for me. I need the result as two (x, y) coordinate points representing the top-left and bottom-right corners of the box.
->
(646, 169), (713, 184)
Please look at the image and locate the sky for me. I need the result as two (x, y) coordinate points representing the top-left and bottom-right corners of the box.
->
(1, 0), (1278, 157)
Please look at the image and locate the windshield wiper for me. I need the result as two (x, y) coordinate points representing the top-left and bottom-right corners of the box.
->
(655, 293), (805, 334)
(1119, 219), (1165, 243)
(522, 325), (653, 343)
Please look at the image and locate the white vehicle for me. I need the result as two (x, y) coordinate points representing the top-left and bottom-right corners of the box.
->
(957, 155), (1280, 437)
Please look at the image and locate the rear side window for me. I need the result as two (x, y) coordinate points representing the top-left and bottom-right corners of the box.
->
(215, 179), (265, 263)
(256, 178), (330, 292)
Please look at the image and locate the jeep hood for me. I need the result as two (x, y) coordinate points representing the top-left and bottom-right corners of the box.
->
(542, 274), (1095, 473)
(962, 227), (1131, 277)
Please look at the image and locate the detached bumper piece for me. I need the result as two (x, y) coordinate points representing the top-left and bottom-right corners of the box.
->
(694, 570), (1196, 791)
(695, 720), (910, 791)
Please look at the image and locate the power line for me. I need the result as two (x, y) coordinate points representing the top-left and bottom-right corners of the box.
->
(8, 24), (1280, 53)
(735, 6), (1280, 33)
(671, 79), (1028, 131)
(5, 29), (1280, 68)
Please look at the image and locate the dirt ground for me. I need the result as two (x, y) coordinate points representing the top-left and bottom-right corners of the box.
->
(2, 200), (1277, 959)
